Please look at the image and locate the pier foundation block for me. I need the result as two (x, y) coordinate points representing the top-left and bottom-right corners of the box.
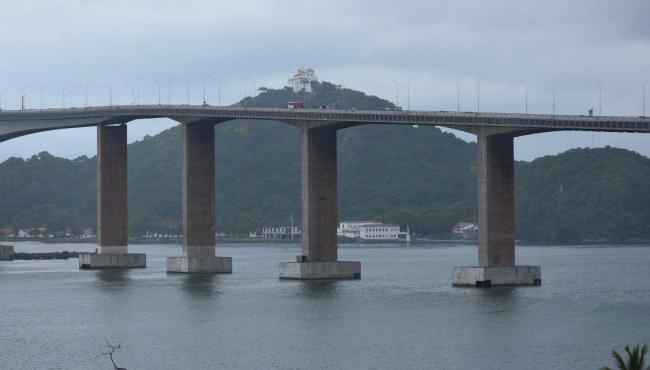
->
(0, 245), (15, 260)
(279, 261), (361, 280)
(79, 252), (146, 269)
(166, 256), (232, 274)
(452, 266), (541, 287)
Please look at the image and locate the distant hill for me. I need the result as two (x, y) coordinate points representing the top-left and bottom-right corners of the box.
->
(1, 81), (649, 243)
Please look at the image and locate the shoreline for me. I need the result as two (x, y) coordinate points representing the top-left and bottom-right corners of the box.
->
(2, 238), (648, 246)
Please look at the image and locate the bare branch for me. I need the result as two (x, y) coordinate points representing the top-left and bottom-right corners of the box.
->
(96, 338), (126, 370)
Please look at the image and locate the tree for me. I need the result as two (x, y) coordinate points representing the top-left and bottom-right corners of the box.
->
(601, 344), (648, 370)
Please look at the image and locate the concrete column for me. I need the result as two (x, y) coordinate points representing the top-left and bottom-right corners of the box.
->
(97, 124), (128, 254)
(301, 127), (338, 262)
(80, 124), (146, 269)
(167, 121), (231, 273)
(477, 133), (515, 267)
(452, 132), (539, 286)
(279, 127), (360, 279)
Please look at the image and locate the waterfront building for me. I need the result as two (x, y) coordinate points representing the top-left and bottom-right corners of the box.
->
(258, 226), (301, 239)
(338, 221), (410, 241)
(452, 222), (478, 239)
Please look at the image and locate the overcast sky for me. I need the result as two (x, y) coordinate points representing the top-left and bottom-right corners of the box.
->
(0, 0), (648, 161)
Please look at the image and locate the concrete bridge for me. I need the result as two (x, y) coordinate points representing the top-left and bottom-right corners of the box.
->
(1, 105), (648, 286)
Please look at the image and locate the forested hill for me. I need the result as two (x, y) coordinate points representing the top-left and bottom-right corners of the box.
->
(1, 81), (649, 243)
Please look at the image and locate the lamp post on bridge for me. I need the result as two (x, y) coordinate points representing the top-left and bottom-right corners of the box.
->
(552, 78), (559, 115)
(155, 80), (161, 105)
(406, 78), (411, 111)
(17, 86), (29, 110)
(594, 81), (602, 116)
(392, 79), (399, 108)
(24, 86), (44, 110)
(249, 77), (257, 97)
(0, 88), (9, 110)
(75, 85), (89, 107)
(520, 81), (528, 114)
(47, 85), (66, 108)
(476, 78), (485, 113)
(126, 83), (135, 105)
(98, 83), (112, 106)
(203, 76), (222, 106)
(168, 77), (173, 105)
(454, 80), (460, 113)
(136, 77), (144, 105)
(643, 80), (648, 117)
(183, 79), (190, 105)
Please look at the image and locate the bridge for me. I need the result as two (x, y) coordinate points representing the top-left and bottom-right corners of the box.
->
(2, 105), (649, 286)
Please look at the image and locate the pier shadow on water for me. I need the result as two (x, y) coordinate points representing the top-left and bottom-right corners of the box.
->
(297, 280), (341, 298)
(95, 269), (131, 283)
(181, 274), (221, 298)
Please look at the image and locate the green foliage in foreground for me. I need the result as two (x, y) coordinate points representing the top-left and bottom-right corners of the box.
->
(600, 344), (649, 370)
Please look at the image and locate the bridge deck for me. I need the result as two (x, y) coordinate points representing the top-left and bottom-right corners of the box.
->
(1, 105), (649, 135)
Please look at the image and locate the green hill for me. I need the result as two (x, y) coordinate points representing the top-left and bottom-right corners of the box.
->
(1, 81), (649, 243)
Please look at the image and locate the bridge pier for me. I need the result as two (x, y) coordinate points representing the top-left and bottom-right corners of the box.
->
(80, 124), (146, 269)
(167, 121), (231, 274)
(452, 131), (540, 287)
(279, 127), (360, 279)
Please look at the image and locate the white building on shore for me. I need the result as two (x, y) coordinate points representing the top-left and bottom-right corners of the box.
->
(452, 222), (478, 239)
(338, 221), (410, 242)
(251, 226), (301, 239)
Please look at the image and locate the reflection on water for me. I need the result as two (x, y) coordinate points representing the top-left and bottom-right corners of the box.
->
(95, 269), (131, 284)
(180, 273), (220, 298)
(297, 280), (341, 298)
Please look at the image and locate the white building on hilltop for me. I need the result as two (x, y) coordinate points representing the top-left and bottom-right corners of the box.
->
(288, 68), (318, 93)
(338, 221), (411, 242)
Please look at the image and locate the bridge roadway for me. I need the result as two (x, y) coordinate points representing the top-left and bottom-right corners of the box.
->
(1, 105), (648, 285)
(0, 104), (649, 141)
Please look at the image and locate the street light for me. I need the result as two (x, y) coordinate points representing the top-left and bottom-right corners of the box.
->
(477, 78), (485, 113)
(168, 77), (173, 105)
(392, 79), (399, 108)
(183, 79), (190, 105)
(246, 75), (257, 98)
(454, 80), (460, 113)
(136, 77), (144, 105)
(0, 88), (10, 109)
(642, 80), (648, 117)
(520, 81), (528, 114)
(75, 85), (89, 107)
(70, 86), (88, 107)
(98, 84), (112, 106)
(203, 76), (222, 106)
(552, 78), (559, 115)
(154, 80), (161, 105)
(45, 85), (65, 107)
(126, 83), (135, 105)
(406, 78), (411, 111)
(594, 81), (602, 116)
(17, 86), (29, 110)
(24, 86), (45, 110)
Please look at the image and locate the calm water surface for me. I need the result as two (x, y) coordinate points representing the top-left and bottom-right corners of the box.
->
(1, 242), (649, 369)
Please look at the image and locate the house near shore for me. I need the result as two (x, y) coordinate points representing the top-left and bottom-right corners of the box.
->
(0, 228), (14, 237)
(452, 222), (478, 239)
(17, 229), (32, 238)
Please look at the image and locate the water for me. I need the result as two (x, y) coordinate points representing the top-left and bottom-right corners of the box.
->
(1, 242), (649, 369)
